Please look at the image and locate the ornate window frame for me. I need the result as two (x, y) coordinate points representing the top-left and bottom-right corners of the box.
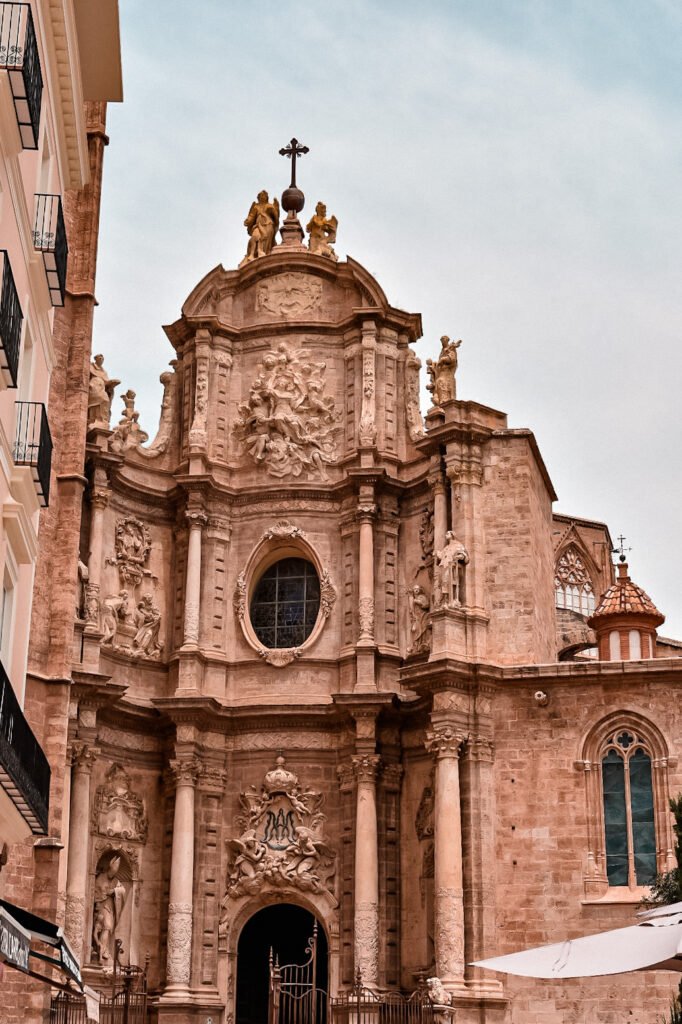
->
(554, 544), (597, 617)
(233, 521), (336, 667)
(576, 710), (676, 900)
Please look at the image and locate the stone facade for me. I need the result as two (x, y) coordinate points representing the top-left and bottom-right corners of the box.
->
(5, 202), (682, 1024)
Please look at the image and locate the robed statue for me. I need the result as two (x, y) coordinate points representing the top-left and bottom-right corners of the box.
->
(426, 336), (462, 407)
(92, 854), (127, 962)
(241, 190), (280, 264)
(88, 354), (119, 429)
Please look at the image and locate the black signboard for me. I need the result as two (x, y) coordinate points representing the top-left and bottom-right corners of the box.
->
(0, 906), (30, 974)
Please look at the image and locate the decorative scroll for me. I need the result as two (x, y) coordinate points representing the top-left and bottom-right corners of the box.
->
(236, 342), (338, 480)
(223, 755), (335, 903)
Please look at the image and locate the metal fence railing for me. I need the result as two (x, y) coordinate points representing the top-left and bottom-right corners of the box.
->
(33, 193), (68, 306)
(0, 249), (21, 387)
(13, 401), (52, 506)
(0, 656), (50, 833)
(0, 2), (43, 148)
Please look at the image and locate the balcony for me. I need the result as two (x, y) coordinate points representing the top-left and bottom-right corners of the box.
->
(0, 250), (21, 388)
(33, 194), (68, 306)
(13, 401), (52, 506)
(0, 660), (50, 834)
(0, 3), (42, 149)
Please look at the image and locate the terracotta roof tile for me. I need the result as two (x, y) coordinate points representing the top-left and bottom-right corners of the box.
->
(589, 563), (664, 626)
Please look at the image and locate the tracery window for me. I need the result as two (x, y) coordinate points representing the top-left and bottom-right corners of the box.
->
(249, 557), (320, 649)
(578, 713), (675, 898)
(602, 731), (656, 886)
(555, 546), (595, 616)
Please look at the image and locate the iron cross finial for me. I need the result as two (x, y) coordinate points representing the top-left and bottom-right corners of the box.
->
(613, 534), (632, 563)
(279, 137), (309, 189)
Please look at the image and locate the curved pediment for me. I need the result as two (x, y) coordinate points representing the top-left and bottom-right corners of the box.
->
(173, 251), (420, 341)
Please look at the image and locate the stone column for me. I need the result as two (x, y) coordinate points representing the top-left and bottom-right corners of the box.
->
(357, 504), (376, 644)
(85, 482), (108, 631)
(352, 753), (381, 986)
(426, 723), (466, 989)
(431, 463), (447, 555)
(64, 742), (98, 961)
(183, 510), (207, 647)
(165, 756), (202, 998)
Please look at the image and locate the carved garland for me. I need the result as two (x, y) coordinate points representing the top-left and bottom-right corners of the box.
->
(233, 521), (336, 667)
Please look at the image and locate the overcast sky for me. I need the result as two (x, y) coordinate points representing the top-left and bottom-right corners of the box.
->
(94, 0), (682, 639)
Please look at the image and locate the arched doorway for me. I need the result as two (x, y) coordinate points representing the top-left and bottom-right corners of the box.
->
(236, 903), (328, 1024)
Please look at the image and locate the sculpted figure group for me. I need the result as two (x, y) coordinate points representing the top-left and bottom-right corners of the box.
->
(241, 190), (339, 262)
(237, 342), (338, 480)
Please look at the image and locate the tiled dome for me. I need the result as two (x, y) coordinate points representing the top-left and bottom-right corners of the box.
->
(588, 562), (665, 627)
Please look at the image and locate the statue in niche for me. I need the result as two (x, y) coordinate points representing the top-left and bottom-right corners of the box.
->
(88, 354), (120, 429)
(426, 336), (461, 407)
(92, 853), (127, 963)
(408, 584), (431, 653)
(101, 591), (131, 646)
(76, 558), (89, 619)
(236, 342), (338, 480)
(433, 531), (469, 609)
(306, 201), (338, 260)
(241, 190), (280, 265)
(132, 594), (163, 659)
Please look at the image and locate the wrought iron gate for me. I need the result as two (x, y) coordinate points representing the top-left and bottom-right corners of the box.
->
(268, 922), (328, 1024)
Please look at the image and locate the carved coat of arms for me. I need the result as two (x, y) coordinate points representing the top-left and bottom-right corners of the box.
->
(236, 342), (338, 480)
(256, 273), (322, 317)
(224, 756), (335, 902)
(92, 764), (148, 843)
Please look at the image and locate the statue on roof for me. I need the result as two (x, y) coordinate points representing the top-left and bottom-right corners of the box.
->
(88, 354), (119, 429)
(241, 190), (280, 265)
(426, 336), (462, 407)
(306, 201), (338, 260)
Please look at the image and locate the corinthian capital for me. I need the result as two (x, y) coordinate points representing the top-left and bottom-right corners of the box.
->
(169, 756), (203, 787)
(425, 724), (465, 759)
(185, 510), (208, 529)
(351, 754), (381, 783)
(70, 742), (99, 773)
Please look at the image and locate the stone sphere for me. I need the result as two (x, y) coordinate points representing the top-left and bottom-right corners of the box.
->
(281, 187), (305, 214)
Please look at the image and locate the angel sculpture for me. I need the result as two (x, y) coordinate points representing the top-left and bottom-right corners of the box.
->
(306, 202), (338, 259)
(284, 826), (335, 892)
(227, 829), (267, 893)
(241, 190), (280, 264)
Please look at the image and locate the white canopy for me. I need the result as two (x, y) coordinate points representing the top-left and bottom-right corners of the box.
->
(472, 904), (682, 979)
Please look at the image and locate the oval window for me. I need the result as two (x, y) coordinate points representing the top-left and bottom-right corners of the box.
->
(249, 558), (320, 649)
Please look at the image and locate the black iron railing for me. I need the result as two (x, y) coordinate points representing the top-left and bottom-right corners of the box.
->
(0, 659), (50, 834)
(50, 960), (148, 1024)
(0, 3), (43, 149)
(0, 250), (22, 387)
(13, 401), (52, 506)
(34, 194), (68, 305)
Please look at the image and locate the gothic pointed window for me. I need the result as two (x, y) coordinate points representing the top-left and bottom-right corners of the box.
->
(555, 546), (595, 616)
(578, 714), (675, 898)
(602, 732), (656, 886)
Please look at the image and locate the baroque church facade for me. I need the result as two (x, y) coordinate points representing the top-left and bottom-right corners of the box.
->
(8, 170), (682, 1024)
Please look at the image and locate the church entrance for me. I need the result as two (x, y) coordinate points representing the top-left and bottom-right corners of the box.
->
(236, 903), (328, 1024)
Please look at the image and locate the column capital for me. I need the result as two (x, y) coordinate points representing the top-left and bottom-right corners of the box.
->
(381, 762), (404, 789)
(464, 735), (495, 762)
(70, 742), (99, 773)
(169, 756), (203, 787)
(356, 503), (377, 522)
(426, 724), (466, 759)
(91, 489), (109, 511)
(198, 764), (228, 791)
(185, 509), (208, 529)
(351, 753), (381, 783)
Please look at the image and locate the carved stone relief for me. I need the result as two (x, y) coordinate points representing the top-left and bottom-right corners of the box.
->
(408, 585), (431, 654)
(189, 356), (209, 447)
(358, 346), (377, 447)
(103, 518), (163, 660)
(405, 350), (424, 442)
(92, 763), (148, 843)
(256, 273), (322, 317)
(236, 342), (339, 480)
(109, 389), (149, 453)
(107, 517), (152, 587)
(222, 756), (336, 908)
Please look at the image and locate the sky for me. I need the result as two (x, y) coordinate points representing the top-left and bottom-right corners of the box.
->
(94, 0), (682, 639)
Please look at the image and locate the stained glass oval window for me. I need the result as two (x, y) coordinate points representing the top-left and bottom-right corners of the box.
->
(250, 558), (320, 649)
